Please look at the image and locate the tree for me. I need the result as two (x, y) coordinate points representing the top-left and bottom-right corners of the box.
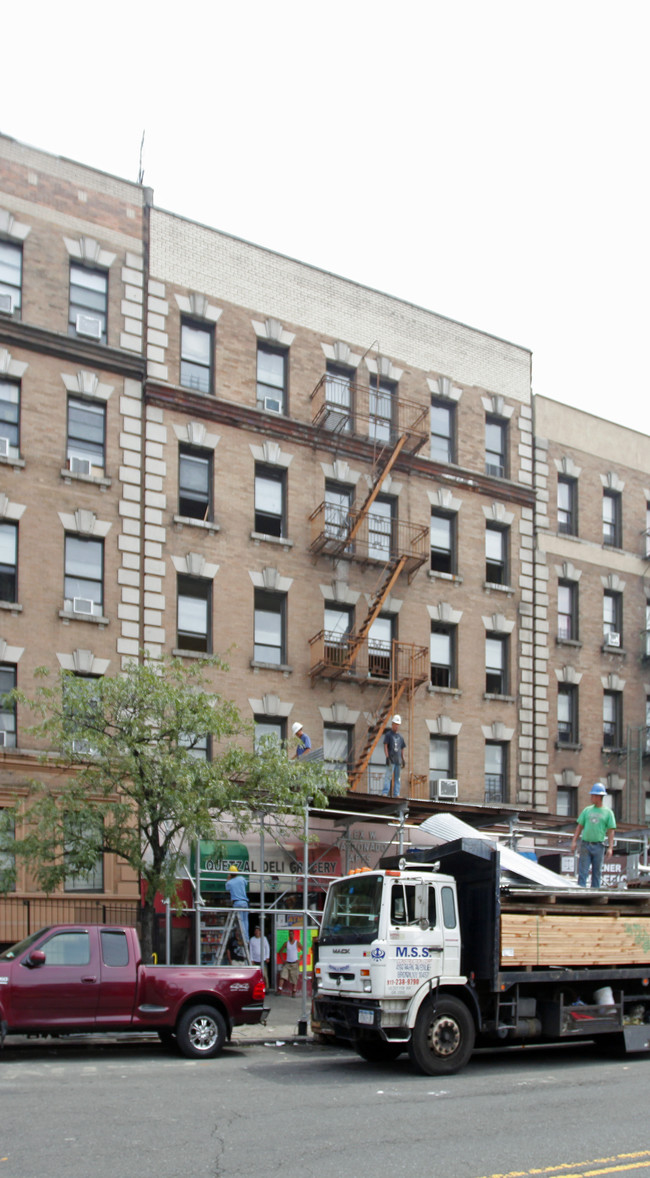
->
(1, 657), (346, 960)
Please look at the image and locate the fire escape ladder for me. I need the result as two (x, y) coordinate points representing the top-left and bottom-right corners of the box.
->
(346, 434), (408, 547)
(347, 680), (408, 791)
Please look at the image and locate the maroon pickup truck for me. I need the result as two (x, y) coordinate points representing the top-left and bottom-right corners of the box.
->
(0, 924), (267, 1058)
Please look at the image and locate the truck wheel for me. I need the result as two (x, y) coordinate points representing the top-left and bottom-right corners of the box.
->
(408, 996), (475, 1076)
(176, 1006), (227, 1059)
(356, 1037), (404, 1063)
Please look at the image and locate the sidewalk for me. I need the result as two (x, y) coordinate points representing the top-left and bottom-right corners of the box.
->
(232, 989), (313, 1045)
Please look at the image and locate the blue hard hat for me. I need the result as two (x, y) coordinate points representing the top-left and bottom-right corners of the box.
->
(590, 783), (606, 795)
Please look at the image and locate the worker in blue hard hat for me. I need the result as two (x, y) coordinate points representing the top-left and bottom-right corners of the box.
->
(570, 783), (616, 888)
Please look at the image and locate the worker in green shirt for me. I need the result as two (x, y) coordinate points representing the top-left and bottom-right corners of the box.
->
(570, 783), (616, 888)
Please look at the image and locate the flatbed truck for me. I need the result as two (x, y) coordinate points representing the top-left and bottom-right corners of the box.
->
(312, 837), (650, 1074)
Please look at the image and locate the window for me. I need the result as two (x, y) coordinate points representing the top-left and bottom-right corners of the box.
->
(367, 739), (387, 795)
(325, 481), (353, 543)
(40, 930), (91, 966)
(257, 344), (287, 413)
(0, 522), (17, 603)
(429, 737), (454, 798)
(368, 497), (394, 561)
(254, 465), (286, 538)
(645, 502), (650, 559)
(64, 815), (104, 892)
(177, 576), (211, 652)
(0, 664), (16, 748)
(368, 614), (393, 679)
(558, 476), (577, 535)
(101, 930), (129, 967)
(558, 581), (578, 641)
(603, 690), (622, 749)
(69, 264), (107, 342)
(557, 685), (578, 744)
(0, 380), (20, 450)
(179, 733), (210, 761)
(603, 490), (621, 547)
(67, 398), (105, 472)
(485, 525), (508, 585)
(603, 590), (622, 644)
(254, 590), (285, 665)
(324, 725), (351, 777)
(645, 792), (650, 825)
(254, 717), (286, 748)
(63, 673), (102, 757)
(390, 882), (416, 925)
(0, 808), (15, 890)
(64, 536), (103, 616)
(646, 695), (650, 755)
(180, 320), (213, 394)
(485, 634), (507, 695)
(324, 605), (353, 667)
(369, 378), (395, 443)
(556, 787), (577, 818)
(485, 742), (507, 802)
(430, 625), (455, 688)
(485, 416), (507, 478)
(430, 512), (455, 575)
(178, 447), (212, 521)
(324, 364), (353, 432)
(0, 241), (22, 313)
(430, 399), (454, 463)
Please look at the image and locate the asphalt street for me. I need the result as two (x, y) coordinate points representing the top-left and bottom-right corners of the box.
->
(1, 1034), (649, 1178)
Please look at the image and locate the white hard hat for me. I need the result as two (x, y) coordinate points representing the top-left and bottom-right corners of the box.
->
(392, 714), (402, 724)
(291, 721), (303, 735)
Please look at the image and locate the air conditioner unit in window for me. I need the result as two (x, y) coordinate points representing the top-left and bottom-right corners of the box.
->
(75, 313), (103, 339)
(73, 597), (95, 615)
(0, 438), (9, 458)
(430, 777), (459, 800)
(0, 293), (13, 314)
(69, 455), (92, 476)
(605, 632), (621, 647)
(0, 731), (6, 747)
(264, 396), (282, 414)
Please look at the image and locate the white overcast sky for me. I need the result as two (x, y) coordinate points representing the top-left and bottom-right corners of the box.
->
(4, 1), (649, 433)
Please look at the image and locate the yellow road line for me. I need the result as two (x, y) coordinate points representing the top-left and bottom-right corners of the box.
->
(478, 1153), (650, 1178)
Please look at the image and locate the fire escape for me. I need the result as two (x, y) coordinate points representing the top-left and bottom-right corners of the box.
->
(308, 370), (430, 792)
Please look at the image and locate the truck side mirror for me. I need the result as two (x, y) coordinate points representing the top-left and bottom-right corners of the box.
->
(26, 949), (46, 968)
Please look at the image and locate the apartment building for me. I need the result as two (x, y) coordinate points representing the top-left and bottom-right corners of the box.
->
(0, 133), (648, 923)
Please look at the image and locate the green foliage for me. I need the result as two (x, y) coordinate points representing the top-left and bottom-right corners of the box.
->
(2, 657), (346, 923)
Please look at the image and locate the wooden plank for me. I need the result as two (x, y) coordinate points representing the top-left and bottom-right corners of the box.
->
(500, 912), (650, 967)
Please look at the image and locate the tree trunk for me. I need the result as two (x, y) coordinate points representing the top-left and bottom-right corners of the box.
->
(140, 901), (156, 963)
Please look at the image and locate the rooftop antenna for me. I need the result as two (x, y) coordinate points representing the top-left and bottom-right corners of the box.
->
(137, 130), (145, 185)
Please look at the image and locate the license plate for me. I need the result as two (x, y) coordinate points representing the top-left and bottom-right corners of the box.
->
(358, 1009), (374, 1026)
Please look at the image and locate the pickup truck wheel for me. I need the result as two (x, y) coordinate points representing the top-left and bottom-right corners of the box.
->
(356, 1037), (404, 1063)
(176, 1006), (227, 1059)
(408, 996), (475, 1076)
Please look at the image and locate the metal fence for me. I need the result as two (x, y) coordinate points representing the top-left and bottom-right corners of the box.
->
(0, 896), (142, 947)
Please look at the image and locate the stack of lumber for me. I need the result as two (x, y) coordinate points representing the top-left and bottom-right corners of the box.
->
(500, 909), (650, 967)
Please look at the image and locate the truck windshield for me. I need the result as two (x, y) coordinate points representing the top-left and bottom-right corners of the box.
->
(320, 874), (383, 945)
(0, 927), (51, 960)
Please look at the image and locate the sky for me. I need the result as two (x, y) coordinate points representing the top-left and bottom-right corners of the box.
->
(3, 1), (649, 433)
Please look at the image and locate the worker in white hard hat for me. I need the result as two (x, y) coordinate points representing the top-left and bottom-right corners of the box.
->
(570, 783), (616, 888)
(291, 720), (311, 759)
(381, 714), (406, 798)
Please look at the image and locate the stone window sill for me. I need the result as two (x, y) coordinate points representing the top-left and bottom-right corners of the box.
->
(250, 659), (292, 675)
(60, 468), (112, 490)
(250, 531), (294, 550)
(427, 685), (461, 696)
(0, 453), (25, 471)
(428, 571), (463, 585)
(483, 693), (515, 703)
(556, 637), (582, 648)
(59, 609), (109, 626)
(172, 647), (212, 660)
(0, 600), (22, 614)
(555, 740), (582, 751)
(483, 581), (515, 595)
(601, 643), (626, 656)
(173, 515), (220, 534)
